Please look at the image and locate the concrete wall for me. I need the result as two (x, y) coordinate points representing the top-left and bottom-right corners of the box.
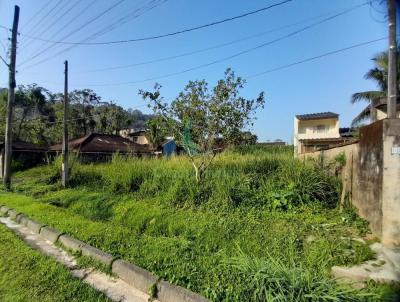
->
(354, 121), (383, 237)
(381, 119), (400, 246)
(298, 119), (400, 247)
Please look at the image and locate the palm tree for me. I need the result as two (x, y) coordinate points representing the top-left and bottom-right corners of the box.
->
(351, 47), (400, 125)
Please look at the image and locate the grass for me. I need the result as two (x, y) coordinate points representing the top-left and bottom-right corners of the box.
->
(0, 222), (110, 302)
(1, 145), (399, 301)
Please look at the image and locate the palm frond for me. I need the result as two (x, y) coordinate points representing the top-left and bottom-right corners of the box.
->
(350, 91), (384, 104)
(372, 51), (388, 71)
(351, 106), (370, 127)
(365, 68), (387, 91)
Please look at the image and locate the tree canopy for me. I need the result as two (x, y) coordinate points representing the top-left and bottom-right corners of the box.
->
(0, 85), (152, 145)
(140, 68), (265, 182)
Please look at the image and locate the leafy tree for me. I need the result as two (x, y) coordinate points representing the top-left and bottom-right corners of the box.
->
(0, 85), (153, 145)
(351, 47), (400, 125)
(140, 68), (265, 183)
(235, 131), (258, 145)
(145, 116), (170, 149)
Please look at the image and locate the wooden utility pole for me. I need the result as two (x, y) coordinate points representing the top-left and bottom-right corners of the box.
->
(3, 6), (20, 189)
(62, 60), (69, 187)
(387, 0), (397, 119)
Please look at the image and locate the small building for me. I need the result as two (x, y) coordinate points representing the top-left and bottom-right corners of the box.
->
(50, 133), (151, 162)
(126, 130), (149, 145)
(0, 140), (48, 177)
(161, 138), (177, 156)
(294, 112), (352, 154)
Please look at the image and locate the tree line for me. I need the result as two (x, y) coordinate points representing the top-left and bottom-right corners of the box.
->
(0, 85), (152, 145)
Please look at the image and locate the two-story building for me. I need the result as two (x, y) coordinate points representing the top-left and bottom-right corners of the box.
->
(294, 112), (352, 155)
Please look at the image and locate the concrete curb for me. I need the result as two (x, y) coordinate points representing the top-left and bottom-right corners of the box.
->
(26, 218), (46, 234)
(81, 244), (114, 267)
(58, 234), (85, 253)
(15, 213), (27, 224)
(0, 206), (210, 302)
(0, 205), (10, 215)
(40, 226), (63, 243)
(7, 209), (20, 220)
(112, 259), (159, 294)
(18, 214), (29, 226)
(157, 280), (210, 302)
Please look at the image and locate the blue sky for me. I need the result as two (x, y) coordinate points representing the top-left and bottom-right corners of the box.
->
(0, 0), (390, 142)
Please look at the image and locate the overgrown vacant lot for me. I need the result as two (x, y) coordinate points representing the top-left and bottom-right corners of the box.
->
(1, 146), (399, 301)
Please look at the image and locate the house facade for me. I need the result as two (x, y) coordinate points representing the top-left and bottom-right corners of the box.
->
(294, 112), (351, 154)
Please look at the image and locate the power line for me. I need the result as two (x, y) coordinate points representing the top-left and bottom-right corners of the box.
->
(23, 0), (64, 36)
(88, 0), (167, 39)
(0, 38), (8, 54)
(18, 0), (294, 45)
(18, 0), (127, 67)
(19, 0), (168, 70)
(0, 54), (8, 66)
(19, 0), (97, 59)
(18, 0), (81, 53)
(246, 37), (388, 79)
(20, 0), (52, 30)
(70, 3), (368, 87)
(2, 39), (389, 122)
(75, 2), (367, 74)
(15, 38), (388, 122)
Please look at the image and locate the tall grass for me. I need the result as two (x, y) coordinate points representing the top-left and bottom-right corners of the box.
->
(52, 146), (340, 210)
(225, 246), (375, 302)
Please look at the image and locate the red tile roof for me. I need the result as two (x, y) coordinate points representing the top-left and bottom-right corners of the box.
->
(50, 133), (151, 154)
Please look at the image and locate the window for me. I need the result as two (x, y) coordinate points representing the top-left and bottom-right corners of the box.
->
(313, 125), (328, 133)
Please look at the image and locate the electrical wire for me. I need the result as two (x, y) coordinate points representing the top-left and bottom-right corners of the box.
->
(18, 0), (127, 67)
(18, 0), (81, 53)
(23, 0), (64, 36)
(246, 37), (388, 78)
(35, 0), (97, 48)
(19, 0), (167, 70)
(69, 3), (369, 87)
(18, 0), (293, 45)
(0, 54), (8, 66)
(74, 2), (367, 74)
(20, 0), (52, 30)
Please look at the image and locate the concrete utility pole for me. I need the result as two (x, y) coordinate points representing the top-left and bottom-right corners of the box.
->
(387, 0), (398, 119)
(3, 6), (20, 189)
(62, 60), (69, 187)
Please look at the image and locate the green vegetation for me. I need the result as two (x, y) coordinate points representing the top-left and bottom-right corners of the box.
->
(0, 223), (109, 302)
(0, 85), (152, 145)
(1, 146), (399, 301)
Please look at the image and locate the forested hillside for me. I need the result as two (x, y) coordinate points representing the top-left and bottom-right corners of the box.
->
(0, 85), (152, 145)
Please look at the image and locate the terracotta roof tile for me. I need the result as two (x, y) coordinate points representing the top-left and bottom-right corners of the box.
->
(296, 112), (338, 120)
